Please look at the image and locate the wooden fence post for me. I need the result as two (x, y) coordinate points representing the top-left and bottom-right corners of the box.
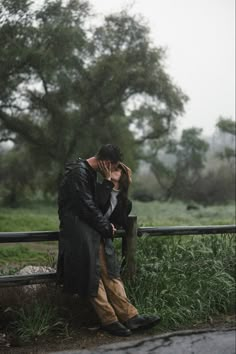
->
(122, 215), (137, 279)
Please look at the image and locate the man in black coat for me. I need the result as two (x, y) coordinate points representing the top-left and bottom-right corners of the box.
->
(57, 144), (160, 336)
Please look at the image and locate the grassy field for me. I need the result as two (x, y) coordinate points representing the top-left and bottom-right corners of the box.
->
(0, 200), (235, 232)
(132, 200), (236, 226)
(0, 202), (58, 232)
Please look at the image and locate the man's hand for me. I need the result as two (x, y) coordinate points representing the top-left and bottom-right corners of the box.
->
(111, 223), (117, 236)
(98, 161), (112, 180)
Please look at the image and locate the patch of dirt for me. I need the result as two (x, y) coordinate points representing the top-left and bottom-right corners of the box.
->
(1, 327), (160, 353)
(1, 315), (235, 354)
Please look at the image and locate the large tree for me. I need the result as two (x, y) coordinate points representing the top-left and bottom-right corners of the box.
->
(0, 0), (187, 190)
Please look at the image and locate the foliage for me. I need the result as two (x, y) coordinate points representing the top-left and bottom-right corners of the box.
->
(217, 117), (236, 136)
(0, 0), (187, 197)
(189, 166), (235, 205)
(131, 170), (161, 202)
(125, 235), (235, 328)
(216, 117), (236, 162)
(147, 128), (209, 200)
(0, 145), (38, 206)
(10, 302), (64, 343)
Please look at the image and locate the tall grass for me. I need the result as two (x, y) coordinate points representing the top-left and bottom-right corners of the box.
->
(0, 287), (95, 344)
(12, 303), (64, 343)
(2, 234), (234, 344)
(125, 234), (235, 329)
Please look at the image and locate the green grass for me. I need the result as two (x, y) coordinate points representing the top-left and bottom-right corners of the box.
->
(0, 203), (59, 271)
(0, 244), (55, 272)
(125, 234), (236, 329)
(132, 201), (236, 226)
(0, 201), (235, 232)
(12, 303), (64, 343)
(0, 205), (58, 232)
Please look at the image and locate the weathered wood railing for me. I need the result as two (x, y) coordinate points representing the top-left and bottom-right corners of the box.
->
(0, 215), (235, 288)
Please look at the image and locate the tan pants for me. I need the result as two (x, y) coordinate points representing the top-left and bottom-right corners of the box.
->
(90, 243), (138, 326)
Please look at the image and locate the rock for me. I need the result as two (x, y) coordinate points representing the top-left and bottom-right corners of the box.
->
(17, 265), (54, 276)
(16, 265), (55, 293)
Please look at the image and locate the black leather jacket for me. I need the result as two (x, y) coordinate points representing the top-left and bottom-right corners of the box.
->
(58, 158), (113, 238)
(57, 158), (119, 296)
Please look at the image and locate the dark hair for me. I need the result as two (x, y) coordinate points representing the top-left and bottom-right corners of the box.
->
(95, 144), (123, 163)
(119, 164), (131, 201)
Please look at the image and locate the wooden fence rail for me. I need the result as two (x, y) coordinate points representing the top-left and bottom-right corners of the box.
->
(0, 216), (235, 288)
(138, 224), (236, 236)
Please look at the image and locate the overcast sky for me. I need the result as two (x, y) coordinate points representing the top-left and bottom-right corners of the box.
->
(89, 0), (235, 136)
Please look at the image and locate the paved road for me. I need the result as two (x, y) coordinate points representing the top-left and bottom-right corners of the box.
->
(50, 328), (235, 354)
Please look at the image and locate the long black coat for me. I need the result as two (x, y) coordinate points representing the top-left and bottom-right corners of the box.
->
(57, 158), (120, 297)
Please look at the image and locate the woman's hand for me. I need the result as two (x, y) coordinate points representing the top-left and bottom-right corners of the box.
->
(98, 161), (111, 180)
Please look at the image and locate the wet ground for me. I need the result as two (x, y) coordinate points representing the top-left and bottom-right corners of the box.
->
(51, 328), (236, 354)
(1, 316), (235, 354)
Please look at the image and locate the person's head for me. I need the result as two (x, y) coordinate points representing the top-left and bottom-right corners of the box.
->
(95, 144), (123, 171)
(111, 162), (132, 194)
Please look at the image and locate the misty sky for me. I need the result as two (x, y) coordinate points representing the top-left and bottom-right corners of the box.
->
(90, 0), (235, 136)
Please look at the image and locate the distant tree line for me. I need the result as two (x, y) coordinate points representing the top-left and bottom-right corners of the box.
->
(0, 0), (235, 206)
(133, 117), (235, 205)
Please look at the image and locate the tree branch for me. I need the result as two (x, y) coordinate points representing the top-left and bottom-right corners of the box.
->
(0, 111), (56, 159)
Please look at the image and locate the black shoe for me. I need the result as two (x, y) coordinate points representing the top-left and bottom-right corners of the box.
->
(102, 321), (131, 337)
(124, 314), (161, 330)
